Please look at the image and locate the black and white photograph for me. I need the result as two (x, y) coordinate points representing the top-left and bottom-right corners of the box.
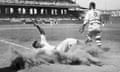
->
(0, 0), (120, 72)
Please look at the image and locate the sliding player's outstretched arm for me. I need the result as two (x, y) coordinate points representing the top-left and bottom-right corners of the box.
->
(33, 23), (47, 45)
(33, 23), (45, 35)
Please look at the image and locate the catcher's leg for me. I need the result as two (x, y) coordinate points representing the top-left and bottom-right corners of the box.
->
(95, 33), (110, 52)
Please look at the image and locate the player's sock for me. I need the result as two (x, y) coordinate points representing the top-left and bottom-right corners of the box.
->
(95, 35), (102, 48)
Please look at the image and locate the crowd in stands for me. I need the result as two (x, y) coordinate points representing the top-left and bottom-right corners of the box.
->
(20, 0), (75, 3)
(0, 0), (75, 4)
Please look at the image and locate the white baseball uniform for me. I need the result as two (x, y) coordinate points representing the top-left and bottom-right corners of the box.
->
(83, 9), (103, 46)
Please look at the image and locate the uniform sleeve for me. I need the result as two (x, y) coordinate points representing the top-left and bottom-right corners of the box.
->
(40, 34), (47, 43)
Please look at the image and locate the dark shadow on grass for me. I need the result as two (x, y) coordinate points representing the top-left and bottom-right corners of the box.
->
(0, 57), (25, 72)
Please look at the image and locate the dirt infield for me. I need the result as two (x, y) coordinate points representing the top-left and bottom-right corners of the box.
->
(0, 24), (120, 72)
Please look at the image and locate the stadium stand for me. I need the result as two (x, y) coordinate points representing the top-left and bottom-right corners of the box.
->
(0, 0), (85, 24)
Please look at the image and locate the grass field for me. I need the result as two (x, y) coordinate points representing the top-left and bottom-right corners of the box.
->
(0, 24), (120, 72)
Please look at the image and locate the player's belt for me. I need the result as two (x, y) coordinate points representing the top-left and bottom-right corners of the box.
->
(90, 22), (101, 25)
(89, 21), (101, 25)
(89, 19), (100, 22)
